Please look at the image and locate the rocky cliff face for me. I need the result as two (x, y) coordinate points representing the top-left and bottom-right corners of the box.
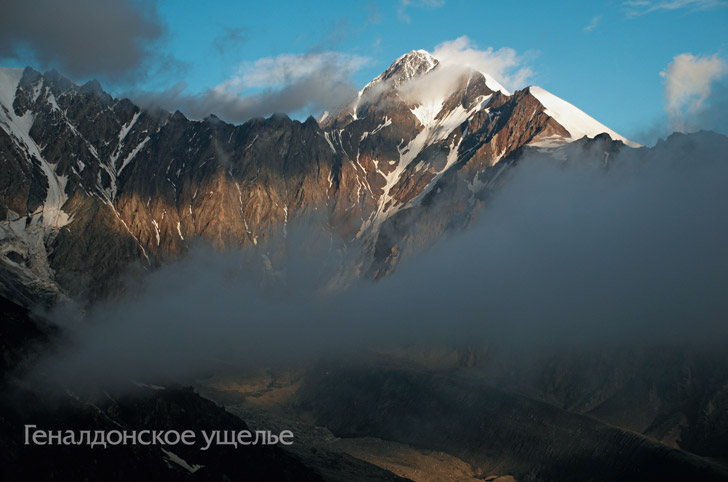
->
(0, 51), (637, 305)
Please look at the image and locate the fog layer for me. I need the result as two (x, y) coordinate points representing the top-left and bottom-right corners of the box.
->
(28, 132), (728, 390)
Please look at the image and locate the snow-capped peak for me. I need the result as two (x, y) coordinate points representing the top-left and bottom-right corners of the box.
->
(413, 49), (438, 71)
(364, 50), (440, 93)
(386, 49), (439, 83)
(345, 50), (442, 120)
(528, 86), (640, 148)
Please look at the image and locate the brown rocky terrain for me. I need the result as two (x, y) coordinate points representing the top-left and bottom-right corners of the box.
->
(0, 51), (632, 305)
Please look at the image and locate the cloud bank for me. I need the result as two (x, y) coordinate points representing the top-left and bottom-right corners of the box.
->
(131, 52), (369, 124)
(0, 0), (164, 80)
(26, 132), (728, 392)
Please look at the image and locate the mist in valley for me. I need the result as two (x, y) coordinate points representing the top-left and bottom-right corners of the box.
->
(18, 132), (728, 394)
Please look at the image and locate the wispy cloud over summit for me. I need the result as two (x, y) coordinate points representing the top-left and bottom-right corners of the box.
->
(624, 0), (728, 17)
(583, 15), (602, 32)
(397, 0), (446, 23)
(431, 36), (533, 91)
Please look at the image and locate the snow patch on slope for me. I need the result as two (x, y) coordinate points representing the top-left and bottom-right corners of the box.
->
(110, 111), (141, 167)
(359, 93), (485, 237)
(0, 68), (23, 110)
(161, 448), (204, 473)
(0, 68), (71, 228)
(119, 136), (150, 175)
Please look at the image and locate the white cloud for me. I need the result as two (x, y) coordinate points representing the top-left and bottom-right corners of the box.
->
(624, 0), (727, 17)
(397, 0), (446, 23)
(660, 53), (727, 131)
(431, 36), (533, 91)
(217, 52), (369, 93)
(583, 15), (602, 32)
(132, 52), (369, 124)
(133, 40), (532, 126)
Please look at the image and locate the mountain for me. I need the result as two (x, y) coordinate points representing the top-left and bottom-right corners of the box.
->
(2, 51), (728, 482)
(1, 50), (639, 305)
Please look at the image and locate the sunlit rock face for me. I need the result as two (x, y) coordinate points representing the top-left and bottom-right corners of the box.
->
(0, 51), (637, 303)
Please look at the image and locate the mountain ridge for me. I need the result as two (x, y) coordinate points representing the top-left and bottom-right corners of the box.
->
(0, 52), (647, 305)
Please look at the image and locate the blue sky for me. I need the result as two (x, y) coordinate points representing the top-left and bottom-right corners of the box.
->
(2, 0), (727, 144)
